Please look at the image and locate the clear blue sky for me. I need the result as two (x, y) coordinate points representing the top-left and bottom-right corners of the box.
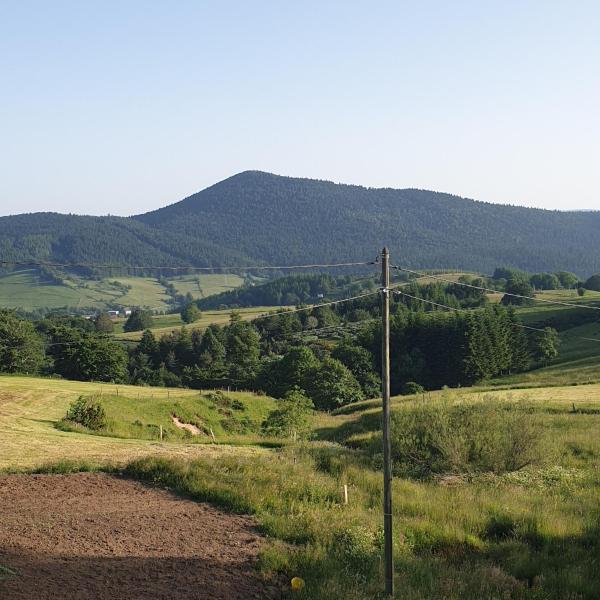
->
(1, 1), (599, 216)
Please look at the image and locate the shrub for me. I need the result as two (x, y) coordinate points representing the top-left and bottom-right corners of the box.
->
(304, 358), (364, 411)
(331, 527), (380, 581)
(65, 395), (107, 430)
(220, 416), (259, 434)
(204, 391), (245, 411)
(401, 381), (425, 395)
(181, 303), (201, 324)
(388, 397), (546, 477)
(261, 388), (314, 439)
(124, 309), (153, 332)
(584, 274), (600, 291)
(94, 313), (114, 333)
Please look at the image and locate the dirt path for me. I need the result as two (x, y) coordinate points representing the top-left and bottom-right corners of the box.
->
(0, 473), (281, 599)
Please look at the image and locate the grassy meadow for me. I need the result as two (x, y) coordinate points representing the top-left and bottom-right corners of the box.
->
(487, 290), (600, 388)
(113, 306), (281, 340)
(0, 270), (247, 313)
(0, 270), (125, 311)
(169, 273), (246, 299)
(125, 383), (600, 599)
(2, 373), (600, 598)
(0, 376), (269, 470)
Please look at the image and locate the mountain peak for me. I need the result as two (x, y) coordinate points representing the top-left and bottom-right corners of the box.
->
(1, 172), (599, 276)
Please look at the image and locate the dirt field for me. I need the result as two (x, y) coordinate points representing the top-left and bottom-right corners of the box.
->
(0, 473), (282, 600)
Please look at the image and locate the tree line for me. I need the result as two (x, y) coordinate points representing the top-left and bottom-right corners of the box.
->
(0, 296), (557, 409)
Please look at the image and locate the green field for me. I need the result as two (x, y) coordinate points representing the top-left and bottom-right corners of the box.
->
(59, 389), (276, 443)
(169, 273), (246, 299)
(0, 376), (270, 470)
(2, 375), (600, 598)
(113, 306), (282, 340)
(492, 291), (600, 388)
(0, 270), (125, 311)
(0, 271), (248, 313)
(108, 276), (172, 310)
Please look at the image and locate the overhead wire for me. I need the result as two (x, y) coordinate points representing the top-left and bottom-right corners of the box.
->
(252, 290), (381, 318)
(394, 289), (600, 343)
(393, 266), (600, 312)
(0, 259), (376, 271)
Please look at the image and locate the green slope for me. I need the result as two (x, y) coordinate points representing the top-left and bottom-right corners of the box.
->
(1, 171), (600, 276)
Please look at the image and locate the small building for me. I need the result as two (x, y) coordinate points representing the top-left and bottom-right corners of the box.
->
(107, 310), (120, 318)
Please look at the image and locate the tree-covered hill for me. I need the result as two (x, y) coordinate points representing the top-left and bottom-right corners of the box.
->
(2, 171), (600, 277)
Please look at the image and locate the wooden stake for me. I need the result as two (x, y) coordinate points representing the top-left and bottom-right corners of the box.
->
(159, 425), (163, 441)
(210, 428), (216, 443)
(343, 484), (349, 505)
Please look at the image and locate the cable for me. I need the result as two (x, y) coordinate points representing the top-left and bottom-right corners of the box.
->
(395, 290), (475, 314)
(394, 290), (600, 342)
(393, 266), (600, 312)
(292, 318), (378, 338)
(253, 290), (380, 319)
(0, 259), (376, 272)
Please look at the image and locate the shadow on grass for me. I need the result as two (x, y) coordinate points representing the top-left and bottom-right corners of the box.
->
(315, 408), (382, 445)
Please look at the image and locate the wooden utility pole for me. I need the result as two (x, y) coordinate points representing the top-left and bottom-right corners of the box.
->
(381, 247), (394, 597)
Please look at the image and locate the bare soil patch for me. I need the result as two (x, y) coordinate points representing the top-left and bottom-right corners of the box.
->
(172, 415), (203, 436)
(0, 473), (281, 599)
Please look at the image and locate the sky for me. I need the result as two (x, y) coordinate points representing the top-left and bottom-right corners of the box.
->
(1, 1), (599, 216)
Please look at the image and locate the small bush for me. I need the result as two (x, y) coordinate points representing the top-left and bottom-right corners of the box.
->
(204, 391), (245, 411)
(402, 381), (425, 395)
(483, 513), (517, 541)
(65, 395), (107, 430)
(220, 416), (259, 434)
(331, 527), (380, 581)
(261, 389), (314, 439)
(388, 397), (546, 477)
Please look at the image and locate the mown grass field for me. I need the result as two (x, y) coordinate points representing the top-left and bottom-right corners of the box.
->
(113, 306), (282, 340)
(2, 374), (600, 598)
(107, 277), (172, 310)
(169, 273), (246, 299)
(0, 271), (125, 311)
(0, 271), (248, 313)
(0, 376), (268, 470)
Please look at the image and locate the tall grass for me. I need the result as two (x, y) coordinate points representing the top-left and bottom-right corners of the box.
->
(385, 398), (547, 477)
(125, 425), (600, 600)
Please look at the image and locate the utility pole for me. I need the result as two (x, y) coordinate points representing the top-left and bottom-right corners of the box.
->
(381, 247), (394, 597)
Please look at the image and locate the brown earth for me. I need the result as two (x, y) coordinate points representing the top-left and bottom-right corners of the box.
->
(0, 473), (282, 600)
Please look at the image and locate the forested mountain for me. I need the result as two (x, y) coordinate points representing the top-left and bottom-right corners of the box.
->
(2, 171), (600, 277)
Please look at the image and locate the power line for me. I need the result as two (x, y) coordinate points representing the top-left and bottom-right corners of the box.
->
(0, 259), (376, 272)
(393, 266), (600, 312)
(292, 318), (378, 338)
(253, 291), (380, 318)
(394, 290), (600, 343)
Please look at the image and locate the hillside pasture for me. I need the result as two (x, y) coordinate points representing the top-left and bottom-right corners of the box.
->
(114, 306), (282, 340)
(0, 270), (124, 311)
(168, 273), (246, 299)
(2, 376), (600, 598)
(128, 383), (600, 600)
(0, 376), (269, 470)
(106, 277), (172, 311)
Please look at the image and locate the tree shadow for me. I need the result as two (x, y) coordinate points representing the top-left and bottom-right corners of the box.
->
(0, 550), (283, 600)
(314, 408), (382, 444)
